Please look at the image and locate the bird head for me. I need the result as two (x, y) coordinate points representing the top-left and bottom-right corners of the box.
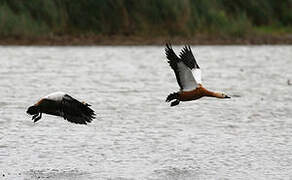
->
(214, 92), (230, 99)
(221, 93), (231, 99)
(26, 105), (39, 115)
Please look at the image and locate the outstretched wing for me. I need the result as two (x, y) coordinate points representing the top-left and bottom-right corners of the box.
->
(60, 94), (95, 124)
(165, 43), (183, 89)
(165, 44), (199, 91)
(179, 45), (202, 86)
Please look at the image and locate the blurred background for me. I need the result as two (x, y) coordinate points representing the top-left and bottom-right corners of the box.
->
(0, 0), (292, 45)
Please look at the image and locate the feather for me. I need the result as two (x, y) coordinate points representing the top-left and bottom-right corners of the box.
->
(165, 44), (202, 91)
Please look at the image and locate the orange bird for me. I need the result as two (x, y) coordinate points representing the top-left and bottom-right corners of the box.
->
(165, 44), (230, 106)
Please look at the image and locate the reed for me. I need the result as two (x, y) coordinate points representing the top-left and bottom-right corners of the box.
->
(0, 0), (291, 39)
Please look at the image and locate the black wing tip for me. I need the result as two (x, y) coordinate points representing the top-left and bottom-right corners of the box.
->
(179, 44), (200, 69)
(82, 104), (96, 124)
(64, 113), (95, 125)
(187, 44), (191, 50)
(165, 42), (172, 48)
(165, 43), (172, 53)
(165, 43), (180, 63)
(180, 44), (191, 55)
(62, 97), (96, 125)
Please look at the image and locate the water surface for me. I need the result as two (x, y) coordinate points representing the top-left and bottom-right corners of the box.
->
(0, 45), (291, 179)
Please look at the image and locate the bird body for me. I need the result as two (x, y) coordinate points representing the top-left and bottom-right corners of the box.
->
(41, 91), (65, 102)
(179, 85), (207, 101)
(27, 92), (95, 124)
(178, 85), (225, 101)
(165, 44), (230, 106)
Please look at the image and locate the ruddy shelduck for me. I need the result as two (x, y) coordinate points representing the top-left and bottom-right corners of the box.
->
(27, 92), (95, 124)
(165, 44), (230, 106)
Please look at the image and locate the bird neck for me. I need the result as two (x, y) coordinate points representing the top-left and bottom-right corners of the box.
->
(203, 88), (224, 98)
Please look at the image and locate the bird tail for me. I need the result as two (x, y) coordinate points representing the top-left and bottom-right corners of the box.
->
(82, 103), (95, 121)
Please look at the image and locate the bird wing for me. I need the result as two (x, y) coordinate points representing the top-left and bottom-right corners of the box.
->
(60, 94), (95, 124)
(179, 45), (202, 86)
(165, 43), (183, 89)
(165, 44), (199, 91)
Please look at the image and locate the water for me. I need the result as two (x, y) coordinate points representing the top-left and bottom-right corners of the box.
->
(0, 45), (291, 180)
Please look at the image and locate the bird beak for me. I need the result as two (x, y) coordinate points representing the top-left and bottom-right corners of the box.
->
(225, 95), (231, 98)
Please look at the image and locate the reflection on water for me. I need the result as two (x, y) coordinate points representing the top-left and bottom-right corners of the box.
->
(0, 46), (292, 179)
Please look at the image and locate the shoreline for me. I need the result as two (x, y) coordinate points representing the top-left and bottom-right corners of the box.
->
(1, 34), (292, 46)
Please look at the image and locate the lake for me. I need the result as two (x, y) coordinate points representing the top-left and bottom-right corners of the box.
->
(0, 45), (291, 179)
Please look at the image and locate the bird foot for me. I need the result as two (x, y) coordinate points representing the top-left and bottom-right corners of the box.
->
(170, 100), (180, 107)
(32, 113), (42, 123)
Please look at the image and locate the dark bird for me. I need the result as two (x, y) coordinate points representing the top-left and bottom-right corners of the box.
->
(27, 92), (95, 124)
(165, 44), (230, 106)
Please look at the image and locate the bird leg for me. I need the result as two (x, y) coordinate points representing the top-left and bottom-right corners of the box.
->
(32, 113), (39, 120)
(166, 92), (179, 102)
(170, 100), (180, 107)
(33, 113), (42, 123)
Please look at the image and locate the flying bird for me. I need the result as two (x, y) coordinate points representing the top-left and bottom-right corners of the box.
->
(26, 92), (95, 124)
(165, 44), (230, 106)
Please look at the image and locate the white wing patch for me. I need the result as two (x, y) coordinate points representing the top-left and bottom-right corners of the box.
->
(192, 68), (202, 85)
(177, 62), (199, 91)
(43, 91), (66, 101)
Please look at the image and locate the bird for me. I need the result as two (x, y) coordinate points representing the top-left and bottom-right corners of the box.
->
(164, 43), (230, 106)
(26, 92), (95, 124)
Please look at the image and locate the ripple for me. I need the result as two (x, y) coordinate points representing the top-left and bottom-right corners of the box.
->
(0, 46), (292, 179)
(24, 168), (89, 180)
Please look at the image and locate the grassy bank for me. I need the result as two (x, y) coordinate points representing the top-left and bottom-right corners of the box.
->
(0, 0), (292, 45)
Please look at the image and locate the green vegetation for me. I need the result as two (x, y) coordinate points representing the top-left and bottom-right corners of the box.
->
(0, 0), (291, 41)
